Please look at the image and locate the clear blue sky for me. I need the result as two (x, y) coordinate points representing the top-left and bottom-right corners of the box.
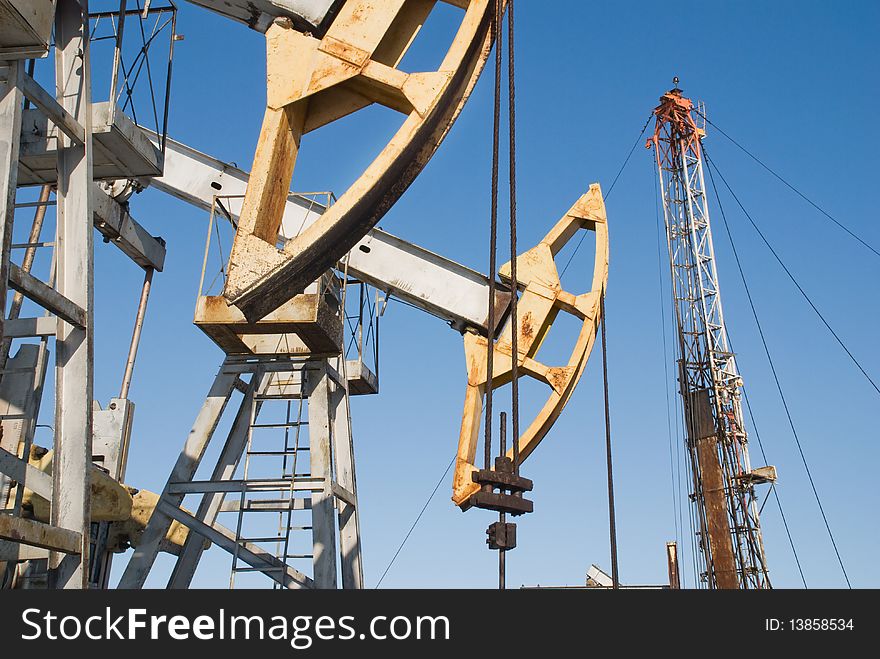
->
(25, 1), (878, 588)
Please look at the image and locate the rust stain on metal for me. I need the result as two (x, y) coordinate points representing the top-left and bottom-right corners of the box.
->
(520, 311), (534, 340)
(203, 295), (231, 314)
(548, 367), (569, 392)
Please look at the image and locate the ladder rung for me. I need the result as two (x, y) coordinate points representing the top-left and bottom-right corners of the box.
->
(244, 484), (321, 493)
(223, 499), (312, 512)
(232, 566), (286, 573)
(247, 450), (299, 456)
(254, 394), (304, 400)
(251, 422), (307, 429)
(239, 536), (289, 544)
(168, 478), (325, 494)
(285, 554), (313, 559)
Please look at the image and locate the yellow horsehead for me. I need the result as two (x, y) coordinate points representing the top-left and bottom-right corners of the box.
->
(453, 184), (609, 505)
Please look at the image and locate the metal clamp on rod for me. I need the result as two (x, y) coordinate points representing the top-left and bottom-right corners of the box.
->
(463, 456), (533, 516)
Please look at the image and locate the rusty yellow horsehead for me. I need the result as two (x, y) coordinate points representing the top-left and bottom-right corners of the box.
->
(222, 0), (506, 322)
(453, 184), (609, 505)
(211, 0), (608, 507)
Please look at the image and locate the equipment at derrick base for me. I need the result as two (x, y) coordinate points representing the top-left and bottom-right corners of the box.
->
(647, 84), (775, 590)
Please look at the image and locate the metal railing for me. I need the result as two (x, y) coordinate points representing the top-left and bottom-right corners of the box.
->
(89, 0), (178, 152)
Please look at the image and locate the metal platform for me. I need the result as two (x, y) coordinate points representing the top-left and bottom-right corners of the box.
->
(0, 1), (55, 60)
(344, 359), (378, 396)
(194, 291), (343, 357)
(18, 101), (163, 186)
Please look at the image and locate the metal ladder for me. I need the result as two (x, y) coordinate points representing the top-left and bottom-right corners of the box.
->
(229, 371), (314, 588)
(118, 356), (364, 589)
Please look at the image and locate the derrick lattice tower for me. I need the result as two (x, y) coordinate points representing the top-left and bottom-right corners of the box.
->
(649, 85), (773, 589)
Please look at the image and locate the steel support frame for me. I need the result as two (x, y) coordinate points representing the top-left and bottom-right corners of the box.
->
(0, 59), (23, 340)
(117, 362), (240, 587)
(48, 0), (94, 589)
(150, 136), (509, 335)
(306, 360), (337, 588)
(329, 357), (362, 588)
(120, 355), (362, 589)
(167, 368), (268, 588)
(654, 95), (769, 589)
(1, 1), (166, 590)
(0, 343), (49, 529)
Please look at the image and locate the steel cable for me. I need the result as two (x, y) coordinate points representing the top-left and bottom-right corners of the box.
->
(560, 114), (653, 277)
(507, 0), (520, 469)
(484, 0), (503, 470)
(704, 151), (880, 398)
(704, 151), (851, 588)
(695, 110), (880, 259)
(375, 456), (456, 588)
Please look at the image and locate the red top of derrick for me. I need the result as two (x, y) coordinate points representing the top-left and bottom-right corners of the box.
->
(646, 87), (706, 155)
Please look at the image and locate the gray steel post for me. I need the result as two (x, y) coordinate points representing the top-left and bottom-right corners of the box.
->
(108, 0), (127, 124)
(330, 358), (362, 588)
(0, 59), (23, 346)
(306, 361), (338, 589)
(49, 0), (94, 589)
(167, 369), (267, 588)
(117, 363), (238, 588)
(119, 267), (153, 399)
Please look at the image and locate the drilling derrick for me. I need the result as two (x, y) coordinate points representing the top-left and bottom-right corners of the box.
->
(649, 85), (773, 589)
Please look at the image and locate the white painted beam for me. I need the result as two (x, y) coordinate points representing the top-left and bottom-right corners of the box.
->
(8, 263), (86, 328)
(117, 364), (239, 588)
(167, 371), (266, 589)
(2, 316), (56, 337)
(306, 362), (338, 588)
(50, 0), (93, 589)
(0, 60), (23, 343)
(0, 445), (52, 499)
(92, 186), (166, 271)
(150, 136), (508, 333)
(20, 70), (85, 146)
(186, 0), (343, 34)
(0, 514), (81, 554)
(158, 499), (313, 589)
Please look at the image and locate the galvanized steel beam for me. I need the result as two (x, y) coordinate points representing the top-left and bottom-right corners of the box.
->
(167, 370), (266, 589)
(330, 358), (362, 588)
(20, 70), (86, 146)
(0, 514), (81, 554)
(0, 59), (22, 343)
(117, 363), (239, 588)
(8, 263), (86, 328)
(306, 362), (337, 588)
(186, 0), (344, 34)
(157, 499), (313, 589)
(0, 445), (53, 499)
(2, 316), (56, 338)
(151, 136), (507, 333)
(49, 0), (93, 589)
(93, 187), (166, 271)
